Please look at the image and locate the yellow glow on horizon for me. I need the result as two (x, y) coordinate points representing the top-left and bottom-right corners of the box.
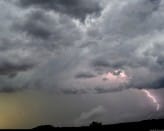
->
(0, 91), (45, 129)
(0, 94), (24, 128)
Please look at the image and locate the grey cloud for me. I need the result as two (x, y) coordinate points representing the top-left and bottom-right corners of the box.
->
(94, 84), (129, 94)
(92, 59), (126, 70)
(1, 0), (164, 128)
(0, 60), (34, 77)
(75, 72), (96, 79)
(61, 88), (88, 95)
(92, 60), (110, 68)
(101, 0), (162, 39)
(13, 9), (82, 50)
(0, 87), (22, 93)
(152, 77), (164, 89)
(1, 0), (164, 94)
(17, 0), (102, 21)
(83, 0), (164, 92)
(131, 76), (164, 90)
(157, 56), (164, 66)
(18, 11), (52, 40)
(14, 10), (53, 40)
(0, 39), (36, 78)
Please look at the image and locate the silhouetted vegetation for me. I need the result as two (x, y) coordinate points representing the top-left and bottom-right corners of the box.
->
(89, 121), (102, 127)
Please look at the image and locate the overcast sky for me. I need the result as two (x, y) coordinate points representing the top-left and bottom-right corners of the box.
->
(0, 0), (164, 129)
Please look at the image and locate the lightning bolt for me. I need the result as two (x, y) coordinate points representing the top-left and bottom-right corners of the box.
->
(142, 89), (160, 111)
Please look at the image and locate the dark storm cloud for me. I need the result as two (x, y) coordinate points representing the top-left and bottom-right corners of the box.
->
(1, 0), (164, 94)
(157, 56), (164, 66)
(0, 60), (34, 77)
(61, 87), (88, 95)
(150, 0), (161, 8)
(17, 0), (102, 21)
(1, 0), (164, 128)
(14, 10), (52, 40)
(92, 59), (126, 69)
(94, 86), (126, 94)
(13, 9), (82, 50)
(100, 0), (162, 39)
(131, 76), (164, 90)
(75, 72), (96, 79)
(92, 60), (110, 68)
(0, 87), (22, 93)
(152, 77), (164, 89)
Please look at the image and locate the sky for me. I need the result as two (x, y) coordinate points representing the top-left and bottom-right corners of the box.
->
(0, 0), (164, 129)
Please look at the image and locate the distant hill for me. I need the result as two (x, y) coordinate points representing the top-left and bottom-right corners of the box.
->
(33, 119), (164, 130)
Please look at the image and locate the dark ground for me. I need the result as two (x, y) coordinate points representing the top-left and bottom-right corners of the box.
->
(33, 119), (164, 130)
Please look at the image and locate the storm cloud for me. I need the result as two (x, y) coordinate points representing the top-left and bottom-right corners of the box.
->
(0, 0), (164, 94)
(1, 0), (164, 128)
(75, 72), (96, 79)
(18, 0), (102, 21)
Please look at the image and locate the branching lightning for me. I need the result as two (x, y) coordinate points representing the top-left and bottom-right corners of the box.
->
(142, 89), (160, 111)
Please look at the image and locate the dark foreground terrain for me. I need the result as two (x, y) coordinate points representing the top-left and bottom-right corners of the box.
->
(33, 119), (164, 130)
